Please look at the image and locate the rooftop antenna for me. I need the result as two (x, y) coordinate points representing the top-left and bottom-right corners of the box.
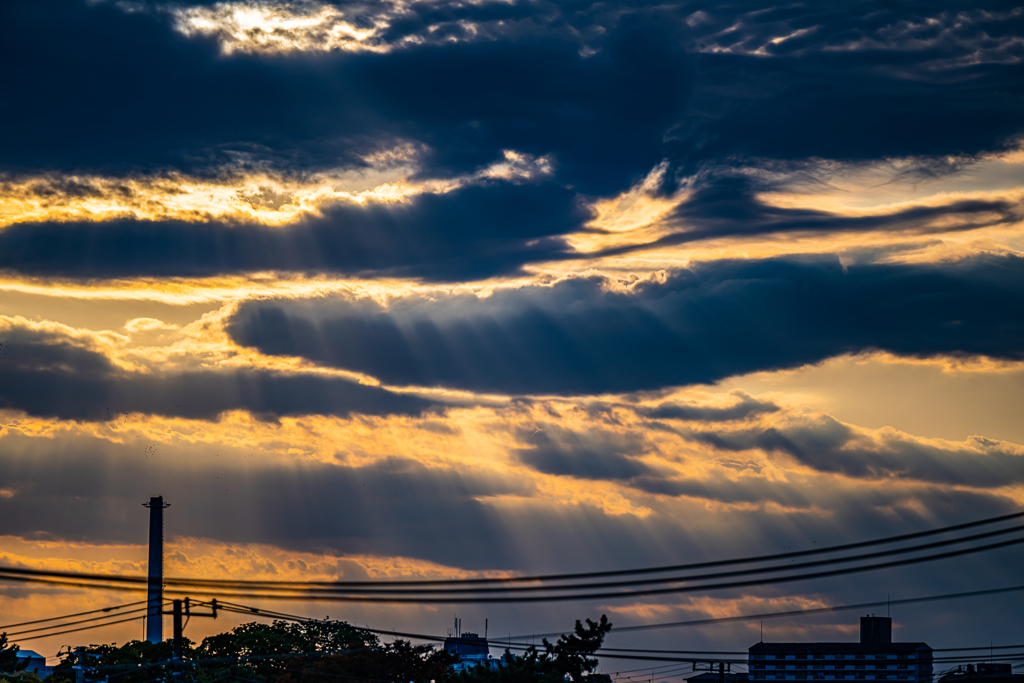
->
(485, 619), (488, 640)
(142, 496), (170, 644)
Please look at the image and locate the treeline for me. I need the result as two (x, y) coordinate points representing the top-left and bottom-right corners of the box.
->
(1, 615), (611, 683)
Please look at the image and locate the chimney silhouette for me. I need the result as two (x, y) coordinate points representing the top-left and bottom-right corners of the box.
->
(143, 496), (170, 643)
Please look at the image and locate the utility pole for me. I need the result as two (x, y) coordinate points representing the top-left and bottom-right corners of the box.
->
(172, 599), (183, 681)
(73, 646), (85, 683)
(168, 597), (219, 680)
(143, 496), (170, 644)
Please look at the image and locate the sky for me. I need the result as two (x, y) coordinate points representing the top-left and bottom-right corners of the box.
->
(1, 0), (1024, 674)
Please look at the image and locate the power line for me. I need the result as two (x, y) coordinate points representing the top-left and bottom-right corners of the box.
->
(147, 523), (1024, 596)
(2, 511), (1021, 594)
(3, 525), (1022, 605)
(512, 584), (1024, 638)
(11, 614), (159, 642)
(5, 605), (154, 637)
(0, 600), (149, 630)
(153, 535), (1024, 603)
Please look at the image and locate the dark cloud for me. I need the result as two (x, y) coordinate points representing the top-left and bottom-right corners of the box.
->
(0, 324), (433, 421)
(1, 428), (1019, 575)
(0, 176), (1015, 281)
(627, 474), (815, 510)
(6, 0), (1019, 196)
(685, 415), (1024, 488)
(514, 427), (653, 481)
(0, 432), (525, 566)
(641, 393), (780, 422)
(666, 2), (1024, 173)
(227, 253), (1024, 395)
(599, 175), (1023, 256)
(0, 0), (691, 196)
(0, 1), (1020, 281)
(510, 422), (818, 507)
(0, 182), (585, 281)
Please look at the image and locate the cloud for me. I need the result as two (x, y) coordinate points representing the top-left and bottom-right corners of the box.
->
(594, 175), (1023, 258)
(0, 182), (585, 281)
(509, 420), (818, 508)
(685, 415), (1024, 488)
(167, 0), (559, 55)
(3, 0), (1020, 200)
(667, 3), (1024, 172)
(0, 432), (526, 566)
(515, 426), (654, 481)
(0, 0), (692, 196)
(0, 321), (434, 420)
(640, 393), (780, 422)
(227, 253), (1024, 395)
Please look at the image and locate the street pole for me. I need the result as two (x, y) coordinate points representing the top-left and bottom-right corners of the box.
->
(73, 647), (85, 683)
(172, 599), (183, 681)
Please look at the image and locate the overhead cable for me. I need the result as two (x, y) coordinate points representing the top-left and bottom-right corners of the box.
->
(1, 511), (1021, 592)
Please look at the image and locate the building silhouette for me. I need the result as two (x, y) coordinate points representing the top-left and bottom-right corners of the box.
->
(443, 632), (500, 672)
(748, 617), (933, 683)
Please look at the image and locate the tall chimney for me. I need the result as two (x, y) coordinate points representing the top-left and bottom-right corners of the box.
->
(143, 496), (170, 643)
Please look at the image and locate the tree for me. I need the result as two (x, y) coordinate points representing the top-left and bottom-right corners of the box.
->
(0, 634), (22, 676)
(0, 673), (43, 683)
(276, 639), (457, 683)
(195, 619), (373, 682)
(457, 615), (612, 683)
(47, 638), (189, 683)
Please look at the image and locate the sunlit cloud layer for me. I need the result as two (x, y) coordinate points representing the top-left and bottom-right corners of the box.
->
(1, 0), (1023, 657)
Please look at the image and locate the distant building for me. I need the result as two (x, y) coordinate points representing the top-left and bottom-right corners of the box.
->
(15, 650), (50, 678)
(444, 632), (500, 673)
(938, 663), (1024, 683)
(687, 670), (751, 683)
(748, 616), (932, 683)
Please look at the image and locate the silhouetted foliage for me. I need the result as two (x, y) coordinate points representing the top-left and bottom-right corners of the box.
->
(40, 615), (610, 682)
(277, 639), (457, 683)
(0, 674), (42, 683)
(195, 619), (374, 681)
(0, 634), (23, 675)
(457, 615), (612, 683)
(48, 638), (190, 683)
